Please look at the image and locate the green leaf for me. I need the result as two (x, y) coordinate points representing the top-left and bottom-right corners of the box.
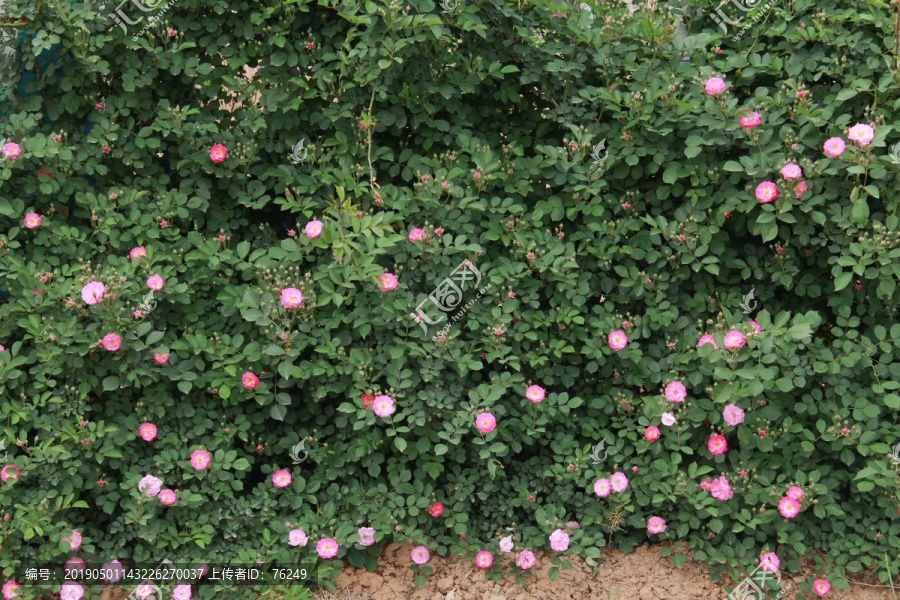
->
(851, 198), (869, 224)
(834, 271), (852, 291)
(395, 438), (407, 452)
(233, 458), (250, 470)
(270, 405), (287, 421)
(102, 376), (120, 391)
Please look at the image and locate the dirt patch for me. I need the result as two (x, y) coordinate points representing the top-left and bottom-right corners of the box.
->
(329, 543), (892, 600)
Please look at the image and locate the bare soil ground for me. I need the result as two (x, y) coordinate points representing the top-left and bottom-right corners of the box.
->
(325, 543), (892, 600)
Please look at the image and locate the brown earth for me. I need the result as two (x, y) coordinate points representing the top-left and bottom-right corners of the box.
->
(327, 543), (893, 600)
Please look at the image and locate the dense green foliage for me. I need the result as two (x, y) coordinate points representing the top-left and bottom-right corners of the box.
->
(2, 0), (900, 597)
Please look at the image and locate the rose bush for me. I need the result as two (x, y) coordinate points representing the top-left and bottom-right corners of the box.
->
(1, 0), (900, 598)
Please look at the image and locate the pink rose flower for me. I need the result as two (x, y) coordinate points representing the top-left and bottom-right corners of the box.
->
(190, 449), (211, 470)
(357, 527), (375, 546)
(289, 529), (309, 546)
(209, 144), (228, 162)
(722, 404), (744, 426)
(848, 123), (874, 146)
(158, 489), (176, 505)
(778, 496), (800, 518)
(242, 372), (259, 389)
(273, 470), (292, 487)
(787, 486), (804, 500)
(608, 330), (627, 350)
(709, 476), (733, 501)
(664, 381), (686, 402)
(698, 334), (719, 349)
(139, 423), (157, 441)
(65, 557), (85, 576)
(60, 582), (83, 600)
(705, 77), (726, 95)
(305, 220), (324, 238)
(610, 472), (628, 492)
(146, 275), (164, 291)
(739, 111), (760, 129)
(317, 538), (339, 559)
(129, 247), (147, 261)
(373, 395), (395, 417)
(661, 412), (676, 426)
(760, 552), (779, 573)
(515, 550), (536, 569)
(281, 288), (303, 308)
(475, 551), (493, 568)
(644, 426), (660, 442)
(172, 584), (191, 600)
(102, 561), (124, 583)
(153, 353), (169, 364)
(377, 272), (398, 291)
(408, 228), (426, 243)
(526, 385), (545, 402)
(780, 164), (802, 179)
(24, 213), (41, 229)
(410, 546), (430, 564)
(795, 180), (808, 198)
(755, 181), (778, 203)
(813, 579), (831, 596)
(61, 529), (82, 551)
(594, 478), (611, 497)
(102, 333), (121, 351)
(81, 282), (107, 304)
(475, 412), (496, 433)
(499, 535), (514, 552)
(647, 517), (666, 534)
(138, 474), (162, 497)
(708, 434), (727, 455)
(0, 465), (20, 482)
(2, 142), (22, 159)
(2, 580), (21, 600)
(549, 529), (569, 552)
(724, 330), (745, 348)
(823, 137), (845, 157)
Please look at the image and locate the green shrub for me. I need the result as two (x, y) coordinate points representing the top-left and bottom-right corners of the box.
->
(1, 0), (900, 597)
